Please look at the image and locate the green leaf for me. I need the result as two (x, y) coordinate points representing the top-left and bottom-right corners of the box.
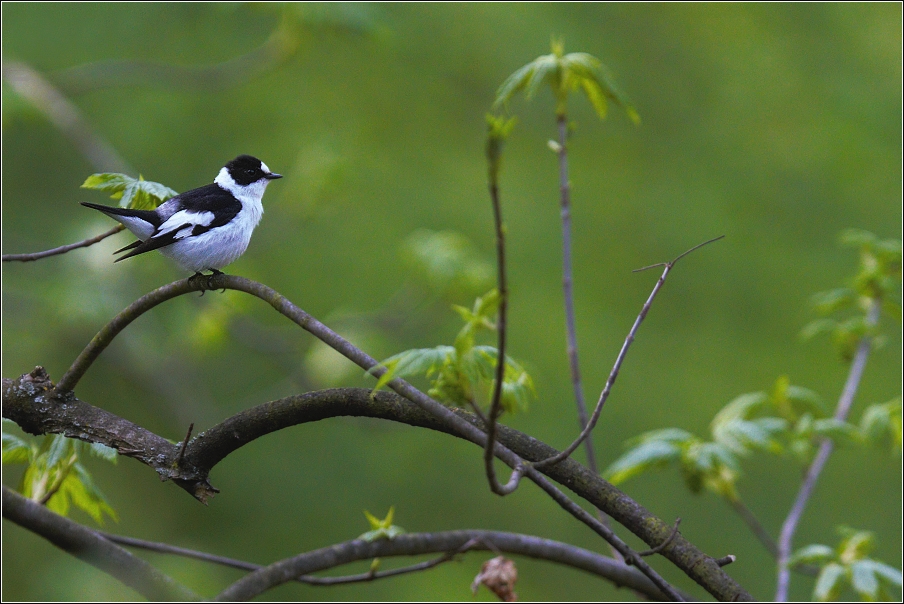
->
(858, 560), (903, 588)
(627, 427), (696, 446)
(604, 440), (682, 484)
(811, 288), (856, 315)
(859, 399), (902, 451)
(812, 418), (861, 444)
(838, 527), (875, 562)
(2, 431), (33, 465)
(712, 392), (769, 428)
(359, 507), (404, 542)
(44, 435), (73, 471)
(814, 563), (847, 601)
(82, 172), (177, 209)
(840, 229), (878, 249)
(88, 442), (118, 463)
(850, 560), (880, 600)
(789, 544), (836, 566)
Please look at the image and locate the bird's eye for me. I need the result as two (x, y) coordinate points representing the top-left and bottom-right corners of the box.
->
(246, 169), (256, 175)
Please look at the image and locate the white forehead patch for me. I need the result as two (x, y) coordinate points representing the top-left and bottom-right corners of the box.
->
(260, 161), (271, 174)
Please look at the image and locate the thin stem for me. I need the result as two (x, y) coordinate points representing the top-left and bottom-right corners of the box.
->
(534, 236), (724, 470)
(554, 115), (599, 475)
(2, 225), (125, 263)
(2, 61), (132, 173)
(774, 301), (881, 602)
(727, 496), (778, 558)
(3, 486), (198, 601)
(482, 171), (521, 495)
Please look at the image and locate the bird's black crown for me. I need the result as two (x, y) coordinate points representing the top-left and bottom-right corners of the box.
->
(226, 155), (277, 186)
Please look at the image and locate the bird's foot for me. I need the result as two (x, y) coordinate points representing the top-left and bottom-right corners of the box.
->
(188, 270), (226, 295)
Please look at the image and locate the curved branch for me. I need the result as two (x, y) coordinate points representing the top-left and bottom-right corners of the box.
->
(2, 225), (125, 263)
(4, 370), (751, 601)
(213, 530), (673, 602)
(483, 151), (522, 495)
(5, 275), (749, 600)
(2, 486), (198, 601)
(105, 529), (673, 599)
(53, 275), (678, 594)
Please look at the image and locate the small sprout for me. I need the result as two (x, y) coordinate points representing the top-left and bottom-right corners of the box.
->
(359, 506), (405, 542)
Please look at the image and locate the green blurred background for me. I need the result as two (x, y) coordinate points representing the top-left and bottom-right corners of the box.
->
(2, 3), (900, 601)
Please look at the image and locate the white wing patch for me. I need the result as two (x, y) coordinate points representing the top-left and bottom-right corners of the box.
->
(156, 210), (215, 238)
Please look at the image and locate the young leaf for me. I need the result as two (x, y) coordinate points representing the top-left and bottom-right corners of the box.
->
(2, 432), (33, 465)
(789, 544), (836, 566)
(814, 563), (846, 601)
(850, 560), (880, 600)
(604, 439), (682, 484)
(82, 173), (177, 209)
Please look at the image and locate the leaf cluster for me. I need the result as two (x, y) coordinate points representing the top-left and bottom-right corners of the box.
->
(790, 528), (903, 601)
(2, 420), (118, 524)
(604, 376), (902, 499)
(370, 289), (534, 414)
(81, 173), (178, 210)
(493, 38), (640, 123)
(802, 230), (902, 361)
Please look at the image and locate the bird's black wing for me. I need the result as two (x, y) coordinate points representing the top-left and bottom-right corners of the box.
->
(111, 185), (242, 262)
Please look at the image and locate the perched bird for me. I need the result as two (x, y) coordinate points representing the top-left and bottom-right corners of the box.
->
(81, 155), (282, 277)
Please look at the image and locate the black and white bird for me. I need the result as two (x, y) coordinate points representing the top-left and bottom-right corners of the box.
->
(81, 155), (282, 276)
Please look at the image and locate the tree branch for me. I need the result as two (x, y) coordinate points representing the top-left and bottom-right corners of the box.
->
(482, 148), (523, 496)
(4, 372), (750, 601)
(2, 486), (198, 601)
(103, 529), (674, 598)
(4, 275), (750, 600)
(2, 60), (132, 173)
(213, 530), (677, 602)
(2, 225), (125, 263)
(534, 236), (725, 470)
(774, 301), (881, 601)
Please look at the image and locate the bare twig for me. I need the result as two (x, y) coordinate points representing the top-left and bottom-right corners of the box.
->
(714, 555), (736, 567)
(3, 486), (198, 601)
(554, 116), (600, 475)
(177, 423), (194, 467)
(50, 10), (302, 95)
(636, 518), (681, 558)
(727, 496), (778, 558)
(534, 236), (725, 470)
(2, 225), (125, 263)
(482, 150), (523, 496)
(775, 301), (881, 601)
(3, 60), (132, 173)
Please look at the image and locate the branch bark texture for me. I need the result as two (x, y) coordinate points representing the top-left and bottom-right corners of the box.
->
(2, 486), (197, 601)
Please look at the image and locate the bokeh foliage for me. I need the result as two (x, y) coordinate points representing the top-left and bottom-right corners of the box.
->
(2, 3), (900, 601)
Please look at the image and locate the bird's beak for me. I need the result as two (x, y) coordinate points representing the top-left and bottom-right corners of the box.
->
(265, 172), (283, 180)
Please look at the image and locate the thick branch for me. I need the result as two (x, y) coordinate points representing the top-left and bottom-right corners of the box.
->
(2, 486), (198, 601)
(47, 275), (686, 598)
(4, 371), (750, 601)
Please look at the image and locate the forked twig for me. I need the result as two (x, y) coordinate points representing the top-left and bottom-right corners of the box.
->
(533, 236), (725, 470)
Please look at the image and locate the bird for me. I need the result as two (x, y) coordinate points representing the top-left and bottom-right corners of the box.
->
(81, 155), (282, 279)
